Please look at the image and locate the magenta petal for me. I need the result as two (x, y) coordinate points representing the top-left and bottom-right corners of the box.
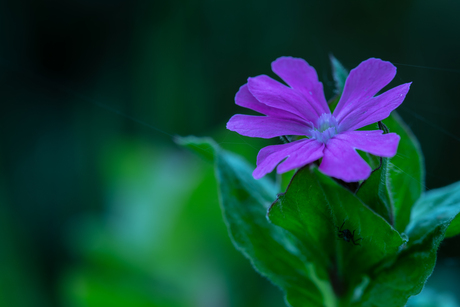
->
(338, 83), (411, 132)
(271, 57), (330, 115)
(253, 139), (324, 179)
(319, 138), (371, 182)
(227, 114), (311, 139)
(248, 75), (321, 123)
(334, 59), (396, 122)
(334, 130), (400, 157)
(235, 84), (304, 121)
(276, 141), (325, 173)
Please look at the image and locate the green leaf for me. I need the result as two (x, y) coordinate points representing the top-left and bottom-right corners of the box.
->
(280, 169), (296, 193)
(328, 93), (341, 113)
(356, 157), (394, 226)
(328, 56), (424, 232)
(178, 136), (327, 307)
(174, 135), (217, 162)
(406, 180), (460, 240)
(268, 165), (404, 305)
(353, 221), (446, 307)
(446, 214), (460, 238)
(366, 180), (460, 306)
(327, 55), (347, 112)
(330, 54), (348, 95)
(383, 112), (425, 233)
(356, 112), (424, 232)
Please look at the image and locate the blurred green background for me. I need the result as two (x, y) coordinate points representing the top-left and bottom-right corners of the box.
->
(1, 0), (460, 306)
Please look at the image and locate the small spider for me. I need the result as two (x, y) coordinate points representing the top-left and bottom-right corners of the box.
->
(336, 221), (362, 246)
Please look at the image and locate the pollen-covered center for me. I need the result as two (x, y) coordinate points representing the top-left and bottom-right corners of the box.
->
(309, 113), (339, 144)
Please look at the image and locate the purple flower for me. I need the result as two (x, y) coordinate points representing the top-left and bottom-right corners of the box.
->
(227, 57), (411, 182)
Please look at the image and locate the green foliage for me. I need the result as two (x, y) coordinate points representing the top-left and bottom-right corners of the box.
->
(175, 136), (217, 163)
(406, 180), (460, 240)
(269, 166), (404, 306)
(355, 112), (425, 232)
(179, 136), (327, 307)
(384, 113), (425, 232)
(330, 57), (425, 233)
(446, 215), (460, 238)
(329, 54), (348, 95)
(62, 139), (286, 307)
(354, 221), (445, 307)
(180, 131), (457, 306)
(179, 57), (460, 307)
(181, 132), (460, 306)
(356, 156), (393, 224)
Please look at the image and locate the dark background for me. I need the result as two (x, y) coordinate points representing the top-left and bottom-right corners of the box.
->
(1, 0), (460, 306)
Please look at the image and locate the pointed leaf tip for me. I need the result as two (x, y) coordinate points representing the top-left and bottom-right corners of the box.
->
(329, 54), (348, 95)
(175, 135), (218, 162)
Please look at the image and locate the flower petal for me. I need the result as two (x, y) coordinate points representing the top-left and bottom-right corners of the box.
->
(334, 58), (396, 122)
(235, 84), (304, 121)
(253, 139), (324, 179)
(248, 75), (321, 123)
(334, 130), (400, 157)
(319, 138), (371, 182)
(271, 57), (330, 115)
(227, 114), (312, 139)
(338, 83), (411, 132)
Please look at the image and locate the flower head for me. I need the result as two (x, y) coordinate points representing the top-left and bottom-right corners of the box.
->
(227, 57), (411, 182)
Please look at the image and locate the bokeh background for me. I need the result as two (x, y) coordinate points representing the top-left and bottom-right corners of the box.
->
(1, 0), (460, 306)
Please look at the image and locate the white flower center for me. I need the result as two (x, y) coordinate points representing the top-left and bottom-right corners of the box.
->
(309, 113), (339, 143)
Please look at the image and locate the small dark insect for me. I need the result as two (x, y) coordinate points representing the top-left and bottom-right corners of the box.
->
(336, 221), (362, 246)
